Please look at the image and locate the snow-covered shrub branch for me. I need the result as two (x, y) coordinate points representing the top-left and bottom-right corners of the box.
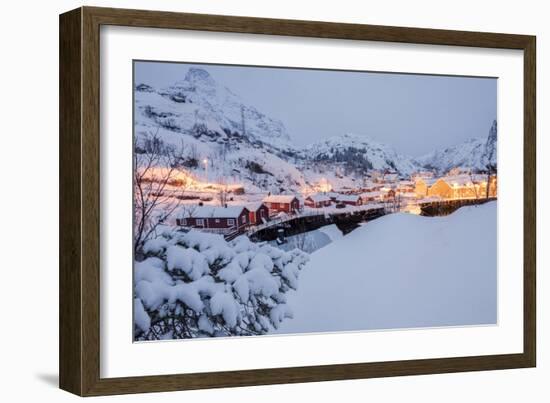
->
(134, 228), (309, 340)
(134, 131), (192, 256)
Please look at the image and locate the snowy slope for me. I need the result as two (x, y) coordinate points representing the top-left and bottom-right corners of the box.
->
(134, 69), (307, 193)
(274, 202), (497, 335)
(301, 133), (420, 176)
(135, 66), (497, 191)
(417, 120), (498, 173)
(135, 68), (293, 152)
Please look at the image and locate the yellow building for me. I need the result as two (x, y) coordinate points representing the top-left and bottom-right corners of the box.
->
(426, 174), (497, 200)
(414, 178), (437, 197)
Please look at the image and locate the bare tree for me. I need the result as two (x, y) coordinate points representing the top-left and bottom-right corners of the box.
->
(177, 204), (198, 227)
(393, 191), (403, 212)
(468, 172), (481, 199)
(217, 180), (229, 207)
(134, 130), (189, 256)
(485, 163), (497, 199)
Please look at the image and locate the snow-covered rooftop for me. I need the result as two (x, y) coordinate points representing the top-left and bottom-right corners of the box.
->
(306, 194), (331, 203)
(177, 205), (248, 218)
(361, 191), (383, 198)
(439, 174), (487, 187)
(263, 195), (298, 203)
(244, 201), (266, 211)
(416, 177), (438, 186)
(336, 194), (361, 202)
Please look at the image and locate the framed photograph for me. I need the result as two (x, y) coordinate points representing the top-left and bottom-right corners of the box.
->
(59, 6), (536, 396)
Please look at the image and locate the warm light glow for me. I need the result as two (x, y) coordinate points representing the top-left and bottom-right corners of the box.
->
(138, 166), (245, 194)
(312, 177), (332, 193)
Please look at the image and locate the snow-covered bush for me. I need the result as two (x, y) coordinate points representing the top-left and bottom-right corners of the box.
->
(134, 229), (309, 340)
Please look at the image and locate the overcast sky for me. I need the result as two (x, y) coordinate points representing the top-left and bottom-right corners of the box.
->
(135, 61), (496, 157)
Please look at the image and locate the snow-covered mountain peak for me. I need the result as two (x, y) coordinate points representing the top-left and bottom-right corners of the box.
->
(136, 67), (294, 152)
(164, 68), (221, 99)
(484, 120), (497, 167)
(302, 132), (419, 176)
(417, 120), (498, 174)
(184, 67), (216, 86)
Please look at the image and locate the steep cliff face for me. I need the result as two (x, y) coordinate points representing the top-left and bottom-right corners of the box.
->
(483, 120), (497, 168)
(417, 120), (497, 173)
(135, 67), (293, 153)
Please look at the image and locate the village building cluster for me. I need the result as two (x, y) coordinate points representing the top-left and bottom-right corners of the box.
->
(173, 168), (497, 237)
(414, 173), (497, 200)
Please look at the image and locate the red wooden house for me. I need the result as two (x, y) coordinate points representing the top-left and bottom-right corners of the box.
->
(305, 194), (332, 208)
(398, 180), (416, 194)
(381, 188), (396, 201)
(245, 202), (270, 225)
(262, 195), (300, 215)
(360, 191), (383, 203)
(336, 194), (363, 206)
(176, 205), (250, 235)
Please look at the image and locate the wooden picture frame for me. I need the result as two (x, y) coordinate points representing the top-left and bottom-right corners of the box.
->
(59, 6), (536, 396)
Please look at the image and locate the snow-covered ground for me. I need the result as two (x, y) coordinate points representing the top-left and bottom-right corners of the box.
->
(273, 201), (497, 335)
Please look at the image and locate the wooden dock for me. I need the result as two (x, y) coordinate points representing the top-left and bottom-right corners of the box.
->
(247, 205), (386, 242)
(419, 197), (496, 217)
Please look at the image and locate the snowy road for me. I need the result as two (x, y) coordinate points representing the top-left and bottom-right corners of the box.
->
(273, 202), (497, 335)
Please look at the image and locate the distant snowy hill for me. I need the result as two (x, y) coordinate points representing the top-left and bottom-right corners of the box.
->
(417, 120), (497, 173)
(301, 133), (420, 176)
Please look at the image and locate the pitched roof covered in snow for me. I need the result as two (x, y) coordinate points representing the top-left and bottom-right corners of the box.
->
(415, 177), (438, 186)
(177, 205), (248, 219)
(306, 194), (331, 203)
(336, 194), (362, 202)
(361, 191), (383, 198)
(263, 195), (298, 203)
(244, 202), (267, 211)
(438, 174), (487, 187)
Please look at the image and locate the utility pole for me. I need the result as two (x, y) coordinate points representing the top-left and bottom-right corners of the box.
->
(241, 105), (246, 137)
(203, 158), (208, 182)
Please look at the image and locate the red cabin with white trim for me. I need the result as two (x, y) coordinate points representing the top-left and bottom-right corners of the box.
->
(262, 195), (300, 215)
(305, 194), (332, 208)
(245, 202), (270, 225)
(176, 205), (250, 235)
